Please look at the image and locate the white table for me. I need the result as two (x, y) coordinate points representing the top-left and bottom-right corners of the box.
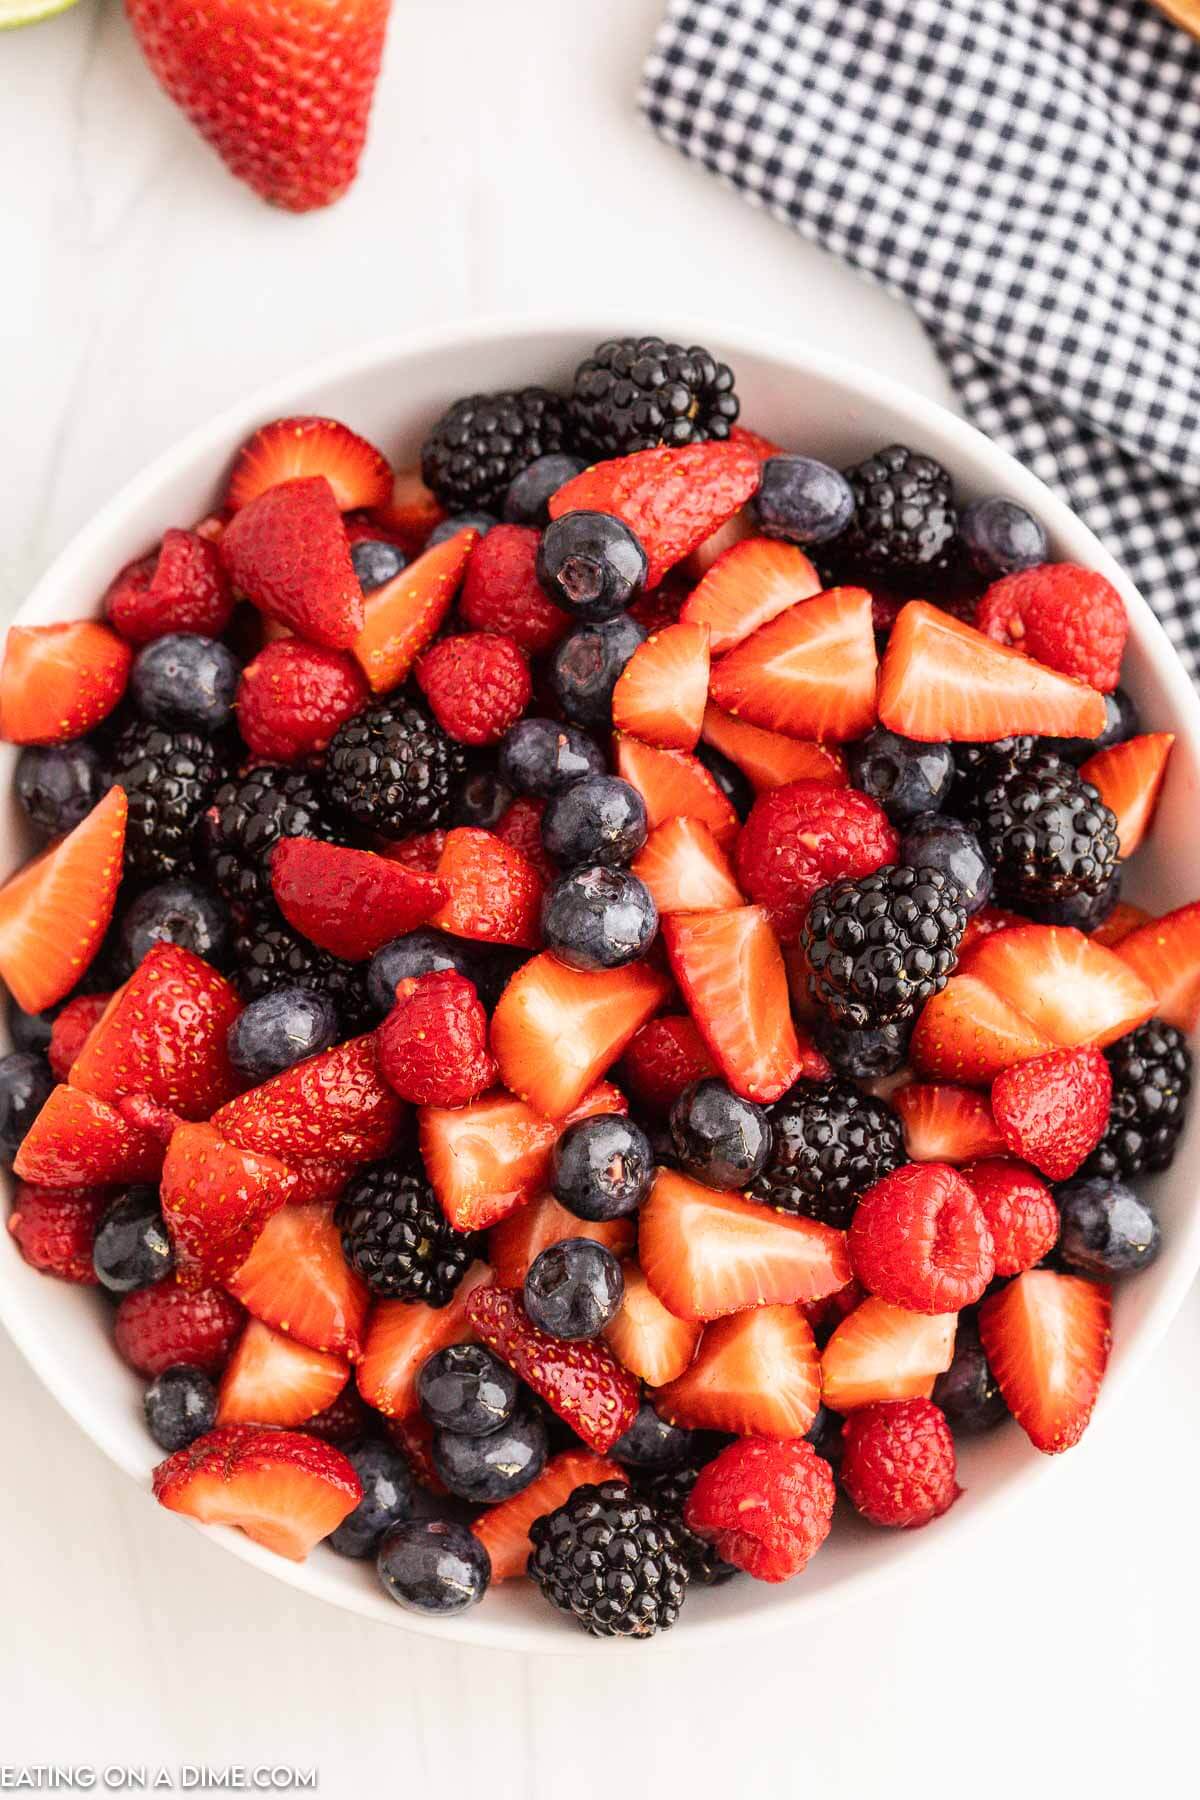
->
(4, 0), (1198, 1789)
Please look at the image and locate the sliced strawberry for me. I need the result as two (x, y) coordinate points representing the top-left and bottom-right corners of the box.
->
(216, 1318), (349, 1428)
(47, 992), (110, 1082)
(610, 620), (710, 750)
(978, 1269), (1111, 1453)
(370, 466), (446, 553)
(639, 1168), (851, 1321)
(959, 904), (1030, 955)
(490, 954), (670, 1119)
(603, 1259), (701, 1385)
(220, 476), (364, 650)
(13, 1084), (163, 1186)
(1079, 732), (1175, 858)
(161, 1124), (297, 1287)
(877, 601), (1108, 742)
(0, 621), (131, 745)
(355, 1263), (490, 1416)
(631, 817), (743, 915)
(117, 1093), (183, 1146)
(488, 1191), (636, 1287)
(0, 786), (126, 1013)
(472, 1450), (626, 1580)
(700, 704), (847, 791)
(384, 1413), (448, 1493)
(152, 1424), (361, 1561)
(614, 733), (740, 849)
(681, 536), (821, 653)
(910, 973), (1058, 1084)
(225, 1199), (370, 1359)
(662, 905), (802, 1102)
(820, 1295), (957, 1412)
(270, 836), (447, 960)
(465, 1283), (639, 1453)
(1117, 901), (1200, 1030)
(653, 1304), (820, 1438)
(380, 829), (446, 875)
(276, 1159), (351, 1206)
(352, 528), (477, 693)
(964, 924), (1156, 1048)
(708, 587), (877, 741)
(991, 1045), (1112, 1180)
(431, 827), (544, 948)
(1091, 901), (1152, 948)
(619, 1014), (716, 1114)
(212, 1034), (404, 1168)
(892, 1082), (1007, 1163)
(226, 416), (392, 514)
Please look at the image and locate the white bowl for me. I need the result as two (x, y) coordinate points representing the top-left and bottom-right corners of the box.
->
(3, 317), (1199, 1656)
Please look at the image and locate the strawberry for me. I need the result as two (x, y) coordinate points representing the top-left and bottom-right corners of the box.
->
(415, 632), (532, 746)
(819, 1295), (957, 1412)
(978, 1269), (1111, 1453)
(840, 1398), (959, 1528)
(700, 704), (847, 791)
(352, 528), (478, 692)
(990, 1045), (1112, 1180)
(909, 973), (1056, 1084)
(0, 786), (126, 1014)
(891, 1082), (1007, 1162)
(114, 1281), (245, 1378)
(225, 1199), (370, 1359)
(370, 467), (445, 552)
(734, 781), (899, 941)
(216, 1319), (350, 1429)
(235, 640), (368, 763)
(212, 1033), (404, 1168)
(662, 905), (805, 1102)
(631, 817), (743, 915)
(47, 993), (110, 1082)
(489, 1191), (636, 1287)
(377, 970), (496, 1106)
(14, 1085), (163, 1187)
(610, 621), (711, 750)
(680, 536), (822, 653)
(431, 827), (544, 948)
(708, 587), (878, 741)
(1117, 901), (1200, 1030)
(960, 1158), (1059, 1277)
(104, 529), (233, 643)
(681, 509), (755, 582)
(976, 563), (1128, 692)
(628, 579), (686, 636)
(959, 904), (1029, 955)
(472, 1450), (626, 1580)
(964, 924), (1156, 1048)
(220, 476), (363, 650)
(381, 830), (446, 875)
(549, 440), (763, 588)
(356, 1264), (490, 1416)
(118, 1093), (184, 1146)
(465, 1283), (639, 1454)
(684, 1436), (835, 1579)
(613, 734), (740, 849)
(619, 1014), (716, 1115)
(384, 1413), (447, 1493)
(226, 417), (391, 513)
(126, 0), (390, 212)
(458, 525), (571, 653)
(161, 1124), (297, 1287)
(1078, 732), (1175, 857)
(490, 954), (670, 1119)
(848, 1163), (995, 1313)
(1091, 901), (1152, 948)
(269, 837), (446, 961)
(0, 622), (131, 745)
(602, 1260), (701, 1386)
(653, 1305), (821, 1438)
(7, 1183), (106, 1284)
(68, 943), (242, 1120)
(877, 601), (1108, 741)
(152, 1425), (361, 1561)
(638, 1168), (851, 1321)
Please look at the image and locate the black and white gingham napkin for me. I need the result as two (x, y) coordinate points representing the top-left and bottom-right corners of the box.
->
(640, 0), (1200, 676)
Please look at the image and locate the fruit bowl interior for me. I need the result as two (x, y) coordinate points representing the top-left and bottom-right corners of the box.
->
(3, 318), (1199, 1655)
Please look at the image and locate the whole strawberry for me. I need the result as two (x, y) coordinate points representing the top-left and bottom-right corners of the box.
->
(376, 970), (497, 1107)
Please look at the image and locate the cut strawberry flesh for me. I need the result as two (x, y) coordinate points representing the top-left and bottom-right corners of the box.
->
(653, 1304), (820, 1438)
(614, 733), (740, 848)
(910, 973), (1057, 1084)
(700, 704), (848, 790)
(1079, 732), (1174, 858)
(152, 1424), (361, 1561)
(0, 786), (126, 1013)
(663, 905), (802, 1102)
(978, 1269), (1111, 1454)
(472, 1449), (627, 1580)
(602, 1259), (702, 1386)
(0, 621), (131, 745)
(892, 1082), (1007, 1162)
(964, 924), (1156, 1048)
(820, 1295), (957, 1412)
(709, 586), (878, 741)
(488, 1191), (635, 1287)
(631, 817), (743, 915)
(681, 536), (822, 653)
(355, 1263), (490, 1417)
(225, 1199), (370, 1360)
(226, 416), (392, 513)
(217, 1318), (349, 1428)
(611, 620), (711, 750)
(1117, 901), (1200, 1030)
(352, 528), (477, 692)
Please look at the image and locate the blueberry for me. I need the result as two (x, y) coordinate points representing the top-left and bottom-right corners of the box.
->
(551, 1113), (654, 1220)
(427, 512), (496, 548)
(549, 616), (646, 728)
(541, 775), (647, 869)
(536, 510), (648, 620)
(611, 1399), (699, 1470)
(900, 814), (992, 916)
(418, 1343), (519, 1437)
(958, 496), (1047, 579)
(227, 986), (340, 1081)
(367, 928), (478, 1017)
(5, 998), (57, 1059)
(1025, 866), (1121, 931)
(753, 455), (856, 545)
(15, 740), (104, 836)
(92, 1186), (174, 1292)
(813, 1017), (911, 1081)
(0, 1051), (53, 1162)
(350, 538), (407, 594)
(121, 878), (231, 969)
(669, 1078), (772, 1189)
(131, 633), (239, 732)
(450, 769), (513, 830)
(805, 1404), (845, 1465)
(524, 1238), (624, 1341)
(932, 1318), (1008, 1433)
(329, 1440), (417, 1558)
(503, 453), (587, 526)
(143, 1365), (217, 1452)
(1044, 687), (1139, 763)
(499, 718), (606, 798)
(376, 1517), (491, 1614)
(1055, 1176), (1161, 1277)
(431, 1407), (548, 1502)
(542, 866), (658, 970)
(847, 728), (955, 824)
(694, 741), (754, 821)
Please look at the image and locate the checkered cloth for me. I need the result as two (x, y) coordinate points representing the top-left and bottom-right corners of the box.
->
(640, 0), (1200, 676)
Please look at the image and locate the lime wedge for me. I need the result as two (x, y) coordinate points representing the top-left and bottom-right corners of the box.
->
(0, 0), (81, 27)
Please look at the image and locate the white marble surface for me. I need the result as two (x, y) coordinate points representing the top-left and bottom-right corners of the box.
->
(3, 0), (1199, 1791)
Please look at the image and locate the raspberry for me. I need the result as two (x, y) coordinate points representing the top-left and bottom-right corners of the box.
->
(628, 579), (685, 637)
(961, 1158), (1060, 1276)
(735, 781), (900, 941)
(683, 1437), (836, 1582)
(300, 1383), (375, 1447)
(494, 797), (556, 884)
(114, 1280), (245, 1378)
(376, 969), (497, 1106)
(48, 992), (109, 1081)
(104, 528), (234, 644)
(7, 1184), (107, 1284)
(383, 831), (446, 874)
(991, 1046), (1112, 1182)
(458, 525), (572, 654)
(416, 632), (532, 747)
(237, 639), (368, 762)
(840, 1398), (960, 1528)
(621, 1014), (715, 1115)
(848, 1162), (995, 1313)
(976, 563), (1127, 692)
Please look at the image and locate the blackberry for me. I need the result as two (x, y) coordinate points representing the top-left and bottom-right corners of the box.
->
(973, 754), (1119, 909)
(803, 865), (967, 1028)
(528, 1480), (690, 1637)
(751, 1078), (904, 1229)
(952, 736), (1040, 814)
(108, 721), (227, 879)
(636, 1463), (737, 1587)
(326, 699), (465, 836)
(202, 765), (331, 907)
(420, 387), (571, 513)
(232, 907), (371, 1032)
(569, 336), (739, 458)
(1083, 1019), (1192, 1181)
(831, 444), (957, 584)
(335, 1160), (479, 1306)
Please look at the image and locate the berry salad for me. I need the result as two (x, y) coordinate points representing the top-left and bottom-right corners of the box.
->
(1, 335), (1196, 1639)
